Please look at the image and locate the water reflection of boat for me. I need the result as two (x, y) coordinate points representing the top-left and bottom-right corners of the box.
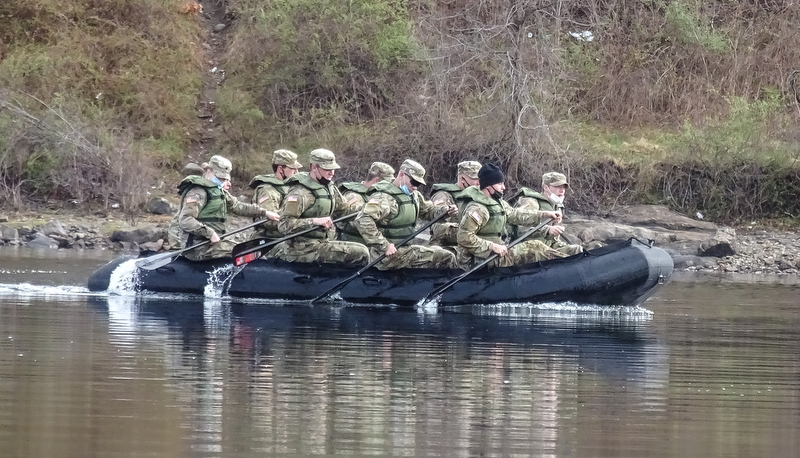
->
(89, 296), (668, 384)
(87, 238), (673, 307)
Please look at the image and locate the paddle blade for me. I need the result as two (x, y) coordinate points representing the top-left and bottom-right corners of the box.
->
(135, 252), (178, 270)
(234, 250), (262, 266)
(231, 237), (272, 260)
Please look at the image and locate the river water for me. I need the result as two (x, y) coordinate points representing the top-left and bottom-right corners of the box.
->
(0, 247), (798, 457)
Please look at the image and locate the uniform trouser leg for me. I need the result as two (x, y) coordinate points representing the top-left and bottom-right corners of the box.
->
(490, 240), (567, 268)
(553, 242), (584, 256)
(266, 240), (369, 265)
(376, 245), (459, 270)
(184, 239), (239, 261)
(315, 241), (370, 264)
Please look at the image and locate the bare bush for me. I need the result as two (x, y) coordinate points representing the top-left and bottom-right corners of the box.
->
(0, 91), (155, 219)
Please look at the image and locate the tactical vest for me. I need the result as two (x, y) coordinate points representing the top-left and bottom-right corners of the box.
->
(508, 187), (562, 241)
(249, 174), (288, 198)
(339, 181), (368, 195)
(431, 183), (461, 201)
(284, 172), (334, 239)
(367, 181), (418, 243)
(455, 186), (507, 243)
(337, 182), (369, 240)
(177, 175), (227, 240)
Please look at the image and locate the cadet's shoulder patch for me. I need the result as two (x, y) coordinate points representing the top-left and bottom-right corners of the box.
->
(468, 210), (483, 225)
(346, 195), (360, 204)
(258, 195), (271, 204)
(366, 197), (381, 205)
(185, 196), (198, 204)
(433, 198), (444, 205)
(286, 195), (298, 202)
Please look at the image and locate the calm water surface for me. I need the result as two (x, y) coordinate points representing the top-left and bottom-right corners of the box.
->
(0, 247), (799, 457)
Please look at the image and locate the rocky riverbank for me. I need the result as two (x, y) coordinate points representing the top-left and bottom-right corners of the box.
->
(1, 205), (798, 282)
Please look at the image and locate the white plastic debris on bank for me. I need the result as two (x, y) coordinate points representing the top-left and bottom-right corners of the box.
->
(569, 31), (594, 42)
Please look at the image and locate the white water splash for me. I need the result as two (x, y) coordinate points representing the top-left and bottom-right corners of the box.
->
(203, 264), (238, 298)
(107, 259), (141, 295)
(416, 296), (440, 315)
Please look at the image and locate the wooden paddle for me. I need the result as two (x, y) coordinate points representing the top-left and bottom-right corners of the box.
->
(135, 218), (270, 270)
(418, 217), (554, 304)
(310, 210), (451, 304)
(231, 212), (359, 266)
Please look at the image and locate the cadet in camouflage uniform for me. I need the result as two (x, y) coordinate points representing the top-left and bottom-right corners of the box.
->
(248, 149), (303, 239)
(167, 162), (204, 250)
(429, 160), (481, 249)
(267, 149), (370, 265)
(354, 159), (460, 270)
(456, 164), (565, 268)
(337, 161), (395, 244)
(509, 172), (583, 256)
(174, 155), (279, 261)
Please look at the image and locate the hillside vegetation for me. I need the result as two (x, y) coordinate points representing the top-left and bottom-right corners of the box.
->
(1, 0), (799, 223)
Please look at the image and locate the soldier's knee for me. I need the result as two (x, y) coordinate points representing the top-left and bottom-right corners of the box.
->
(349, 245), (370, 264)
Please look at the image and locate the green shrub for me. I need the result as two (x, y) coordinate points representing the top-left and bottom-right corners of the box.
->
(664, 0), (730, 53)
(225, 0), (417, 128)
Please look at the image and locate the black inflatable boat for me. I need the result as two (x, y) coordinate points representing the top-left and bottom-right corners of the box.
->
(88, 238), (673, 307)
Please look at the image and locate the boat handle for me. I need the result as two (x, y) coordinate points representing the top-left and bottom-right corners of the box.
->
(361, 276), (382, 286)
(293, 274), (314, 284)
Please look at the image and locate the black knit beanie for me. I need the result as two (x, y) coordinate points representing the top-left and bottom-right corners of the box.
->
(478, 163), (504, 189)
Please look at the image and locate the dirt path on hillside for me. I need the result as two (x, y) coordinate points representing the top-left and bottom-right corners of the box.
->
(186, 0), (232, 164)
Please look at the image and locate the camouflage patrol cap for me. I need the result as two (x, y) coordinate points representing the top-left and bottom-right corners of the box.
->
(206, 155), (232, 180)
(272, 149), (302, 169)
(542, 171), (569, 187)
(309, 148), (340, 170)
(368, 162), (395, 181)
(399, 159), (426, 185)
(457, 160), (481, 179)
(183, 162), (204, 176)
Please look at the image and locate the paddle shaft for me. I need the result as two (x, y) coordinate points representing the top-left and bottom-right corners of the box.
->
(310, 210), (451, 304)
(419, 217), (555, 303)
(232, 212), (359, 265)
(136, 218), (270, 270)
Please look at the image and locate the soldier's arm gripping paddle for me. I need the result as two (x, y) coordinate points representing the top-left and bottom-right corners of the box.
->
(418, 218), (554, 304)
(231, 212), (359, 266)
(136, 218), (271, 270)
(310, 210), (451, 304)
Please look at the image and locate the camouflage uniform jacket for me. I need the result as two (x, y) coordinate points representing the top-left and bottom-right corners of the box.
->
(250, 174), (287, 213)
(429, 183), (463, 245)
(249, 174), (287, 238)
(355, 182), (443, 253)
(456, 186), (539, 259)
(176, 176), (265, 245)
(337, 182), (371, 241)
(277, 172), (353, 242)
(509, 187), (565, 245)
(339, 182), (369, 210)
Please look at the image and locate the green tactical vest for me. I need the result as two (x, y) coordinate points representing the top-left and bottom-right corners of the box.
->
(177, 176), (227, 236)
(455, 186), (507, 243)
(249, 174), (288, 197)
(431, 183), (461, 200)
(337, 182), (368, 240)
(339, 181), (368, 195)
(367, 181), (418, 243)
(284, 172), (334, 239)
(508, 187), (561, 241)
